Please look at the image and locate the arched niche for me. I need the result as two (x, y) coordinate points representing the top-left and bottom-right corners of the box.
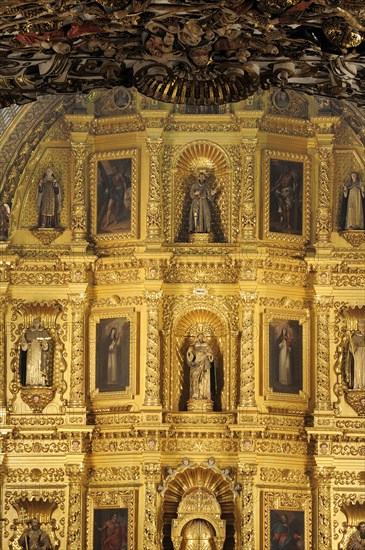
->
(162, 465), (236, 550)
(170, 141), (231, 243)
(167, 306), (232, 412)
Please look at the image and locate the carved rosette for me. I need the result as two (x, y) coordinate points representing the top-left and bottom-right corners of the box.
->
(241, 140), (257, 239)
(0, 297), (7, 410)
(315, 146), (332, 242)
(239, 292), (257, 407)
(66, 464), (84, 550)
(314, 296), (333, 410)
(238, 463), (257, 550)
(143, 462), (160, 550)
(69, 297), (86, 406)
(70, 143), (88, 241)
(146, 139), (163, 240)
(144, 291), (162, 406)
(312, 467), (335, 550)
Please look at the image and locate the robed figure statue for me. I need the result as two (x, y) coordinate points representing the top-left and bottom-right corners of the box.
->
(36, 167), (61, 229)
(340, 171), (365, 231)
(186, 334), (216, 406)
(188, 171), (218, 234)
(20, 318), (52, 386)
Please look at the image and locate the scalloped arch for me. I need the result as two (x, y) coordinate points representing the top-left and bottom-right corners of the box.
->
(175, 141), (229, 180)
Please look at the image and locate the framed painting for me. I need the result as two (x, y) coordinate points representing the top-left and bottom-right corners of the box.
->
(263, 312), (309, 403)
(93, 508), (128, 550)
(87, 489), (136, 549)
(263, 151), (310, 242)
(263, 491), (311, 550)
(89, 309), (137, 400)
(91, 149), (137, 240)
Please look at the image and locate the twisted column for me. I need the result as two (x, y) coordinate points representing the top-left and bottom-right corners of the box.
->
(314, 296), (333, 410)
(66, 464), (84, 550)
(315, 146), (333, 243)
(239, 292), (257, 407)
(144, 291), (162, 406)
(69, 297), (86, 407)
(143, 462), (160, 550)
(146, 139), (163, 240)
(238, 463), (257, 550)
(241, 140), (257, 239)
(0, 297), (7, 413)
(312, 467), (335, 550)
(70, 143), (88, 241)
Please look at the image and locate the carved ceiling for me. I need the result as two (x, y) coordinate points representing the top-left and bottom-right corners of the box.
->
(0, 1), (364, 108)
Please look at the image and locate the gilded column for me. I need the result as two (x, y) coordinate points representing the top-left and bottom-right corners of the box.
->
(312, 467), (335, 550)
(315, 146), (333, 243)
(314, 296), (333, 410)
(238, 463), (257, 550)
(144, 291), (162, 406)
(0, 297), (7, 417)
(69, 296), (86, 407)
(146, 139), (163, 240)
(66, 464), (84, 549)
(143, 462), (160, 550)
(241, 140), (257, 239)
(239, 292), (257, 407)
(70, 143), (88, 242)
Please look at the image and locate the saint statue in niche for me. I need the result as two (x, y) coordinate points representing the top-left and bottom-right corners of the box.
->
(340, 171), (365, 231)
(347, 320), (365, 390)
(188, 171), (219, 234)
(186, 333), (216, 400)
(20, 318), (52, 386)
(36, 166), (62, 229)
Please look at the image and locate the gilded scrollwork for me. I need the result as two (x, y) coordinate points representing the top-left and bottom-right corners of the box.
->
(312, 467), (335, 550)
(88, 466), (140, 482)
(70, 142), (88, 240)
(143, 462), (160, 550)
(66, 464), (84, 550)
(146, 138), (163, 240)
(144, 291), (162, 407)
(69, 296), (87, 407)
(238, 463), (257, 550)
(239, 291), (257, 407)
(241, 139), (257, 238)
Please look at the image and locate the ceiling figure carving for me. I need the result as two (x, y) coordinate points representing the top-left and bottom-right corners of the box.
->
(0, 1), (364, 107)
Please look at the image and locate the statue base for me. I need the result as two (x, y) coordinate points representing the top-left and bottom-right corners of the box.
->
(187, 398), (213, 412)
(189, 232), (213, 244)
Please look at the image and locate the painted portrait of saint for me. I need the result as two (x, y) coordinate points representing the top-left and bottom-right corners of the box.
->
(270, 510), (305, 550)
(97, 158), (132, 234)
(269, 320), (303, 394)
(96, 318), (130, 392)
(269, 159), (303, 235)
(93, 508), (128, 550)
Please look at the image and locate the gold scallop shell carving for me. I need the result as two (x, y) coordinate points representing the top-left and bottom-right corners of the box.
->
(176, 142), (229, 180)
(175, 308), (226, 338)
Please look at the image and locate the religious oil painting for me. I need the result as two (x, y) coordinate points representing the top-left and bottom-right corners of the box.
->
(269, 319), (303, 395)
(270, 509), (305, 550)
(93, 508), (128, 550)
(96, 317), (130, 393)
(91, 149), (137, 240)
(264, 151), (310, 242)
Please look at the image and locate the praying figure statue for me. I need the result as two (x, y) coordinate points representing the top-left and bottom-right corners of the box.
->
(20, 318), (52, 386)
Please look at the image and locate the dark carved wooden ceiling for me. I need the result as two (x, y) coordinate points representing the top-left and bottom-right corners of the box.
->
(0, 1), (364, 107)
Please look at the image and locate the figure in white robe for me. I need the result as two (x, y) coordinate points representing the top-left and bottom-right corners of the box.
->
(350, 320), (365, 390)
(20, 318), (51, 386)
(343, 172), (365, 230)
(107, 327), (120, 384)
(278, 327), (292, 386)
(187, 334), (214, 400)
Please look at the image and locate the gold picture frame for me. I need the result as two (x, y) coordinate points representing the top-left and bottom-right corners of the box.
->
(263, 491), (312, 550)
(263, 150), (310, 242)
(90, 149), (138, 241)
(89, 308), (137, 402)
(87, 488), (136, 550)
(263, 310), (309, 403)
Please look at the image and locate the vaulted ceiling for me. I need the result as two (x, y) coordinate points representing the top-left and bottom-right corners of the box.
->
(0, 1), (364, 108)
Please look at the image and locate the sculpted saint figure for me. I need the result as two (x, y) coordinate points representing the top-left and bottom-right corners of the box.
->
(347, 521), (365, 550)
(36, 167), (61, 229)
(188, 171), (218, 234)
(350, 320), (365, 390)
(20, 318), (51, 386)
(186, 333), (214, 400)
(18, 518), (53, 550)
(341, 172), (365, 230)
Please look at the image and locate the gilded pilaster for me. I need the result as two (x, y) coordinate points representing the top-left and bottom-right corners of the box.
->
(144, 291), (162, 406)
(315, 146), (333, 243)
(146, 139), (163, 240)
(312, 466), (335, 550)
(66, 464), (84, 550)
(70, 143), (88, 241)
(0, 296), (7, 416)
(69, 296), (87, 407)
(239, 292), (257, 407)
(314, 296), (333, 410)
(238, 463), (257, 550)
(143, 462), (160, 550)
(241, 140), (257, 239)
